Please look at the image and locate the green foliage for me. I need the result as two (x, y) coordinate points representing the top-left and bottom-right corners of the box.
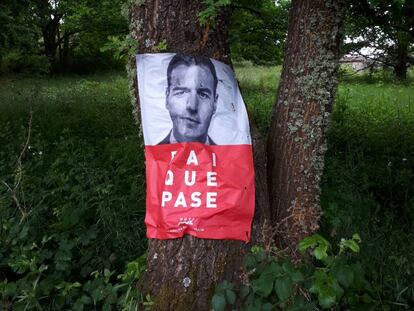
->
(344, 0), (414, 79)
(152, 39), (168, 53)
(0, 0), (44, 75)
(212, 234), (374, 310)
(235, 63), (414, 308)
(0, 74), (147, 309)
(234, 63), (281, 134)
(230, 0), (290, 65)
(65, 0), (129, 73)
(198, 0), (232, 26)
(100, 36), (139, 61)
(0, 0), (128, 75)
(321, 79), (414, 307)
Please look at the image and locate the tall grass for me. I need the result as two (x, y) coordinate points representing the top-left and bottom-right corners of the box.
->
(0, 72), (147, 262)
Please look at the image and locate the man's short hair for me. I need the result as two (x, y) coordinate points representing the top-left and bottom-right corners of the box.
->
(167, 54), (218, 95)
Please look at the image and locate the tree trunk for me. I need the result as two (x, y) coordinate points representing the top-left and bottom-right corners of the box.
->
(393, 33), (409, 80)
(267, 0), (343, 257)
(36, 0), (63, 73)
(125, 1), (270, 310)
(62, 32), (70, 74)
(42, 21), (58, 70)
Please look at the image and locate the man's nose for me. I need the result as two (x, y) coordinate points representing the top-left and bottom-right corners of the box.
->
(186, 91), (198, 112)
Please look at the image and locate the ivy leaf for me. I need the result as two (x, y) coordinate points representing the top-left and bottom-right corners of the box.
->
(212, 293), (226, 311)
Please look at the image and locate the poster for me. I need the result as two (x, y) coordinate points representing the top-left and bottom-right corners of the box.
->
(136, 53), (255, 241)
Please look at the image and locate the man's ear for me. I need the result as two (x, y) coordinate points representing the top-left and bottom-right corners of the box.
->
(165, 87), (170, 109)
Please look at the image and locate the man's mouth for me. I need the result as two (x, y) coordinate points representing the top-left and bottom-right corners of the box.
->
(181, 117), (200, 124)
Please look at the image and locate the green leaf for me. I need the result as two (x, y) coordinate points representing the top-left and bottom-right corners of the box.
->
(344, 240), (360, 253)
(281, 260), (294, 274)
(314, 244), (329, 260)
(274, 277), (292, 302)
(255, 250), (267, 262)
(239, 285), (250, 299)
(290, 270), (304, 283)
(299, 234), (325, 251)
(243, 253), (256, 270)
(262, 302), (274, 311)
(225, 289), (236, 305)
(216, 280), (233, 292)
(73, 300), (84, 311)
(310, 270), (344, 309)
(212, 293), (226, 311)
(287, 296), (317, 311)
(298, 234), (330, 259)
(252, 262), (277, 297)
(252, 271), (275, 297)
(4, 282), (17, 296)
(352, 233), (361, 242)
(333, 265), (354, 288)
(318, 288), (337, 309)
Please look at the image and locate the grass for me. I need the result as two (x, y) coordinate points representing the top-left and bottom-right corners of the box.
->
(1, 65), (413, 308)
(0, 72), (147, 262)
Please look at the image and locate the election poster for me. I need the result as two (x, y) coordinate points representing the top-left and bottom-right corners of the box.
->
(136, 53), (255, 242)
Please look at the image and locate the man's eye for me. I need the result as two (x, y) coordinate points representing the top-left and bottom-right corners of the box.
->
(173, 90), (185, 96)
(199, 92), (210, 99)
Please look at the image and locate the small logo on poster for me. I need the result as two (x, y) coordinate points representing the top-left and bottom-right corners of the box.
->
(178, 217), (195, 226)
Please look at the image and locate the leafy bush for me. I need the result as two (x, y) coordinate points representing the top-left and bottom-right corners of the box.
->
(0, 51), (50, 75)
(212, 234), (374, 311)
(0, 74), (147, 310)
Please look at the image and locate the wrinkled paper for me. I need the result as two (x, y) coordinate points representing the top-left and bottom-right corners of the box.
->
(136, 53), (255, 241)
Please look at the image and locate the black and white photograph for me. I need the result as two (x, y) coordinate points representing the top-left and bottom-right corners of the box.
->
(136, 53), (251, 146)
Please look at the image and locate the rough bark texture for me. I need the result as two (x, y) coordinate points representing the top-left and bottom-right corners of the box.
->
(124, 1), (270, 310)
(267, 0), (343, 257)
(393, 34), (409, 80)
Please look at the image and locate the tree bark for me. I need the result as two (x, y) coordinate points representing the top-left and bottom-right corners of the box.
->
(393, 33), (409, 80)
(37, 0), (61, 73)
(125, 1), (270, 310)
(267, 0), (343, 257)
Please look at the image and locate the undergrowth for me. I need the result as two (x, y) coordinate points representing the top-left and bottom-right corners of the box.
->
(0, 74), (147, 309)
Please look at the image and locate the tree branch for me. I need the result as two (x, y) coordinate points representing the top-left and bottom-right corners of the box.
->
(0, 111), (33, 223)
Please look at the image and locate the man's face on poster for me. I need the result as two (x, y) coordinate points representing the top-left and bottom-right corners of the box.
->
(166, 64), (218, 143)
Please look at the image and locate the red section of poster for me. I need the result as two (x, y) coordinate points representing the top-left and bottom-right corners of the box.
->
(145, 143), (255, 242)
